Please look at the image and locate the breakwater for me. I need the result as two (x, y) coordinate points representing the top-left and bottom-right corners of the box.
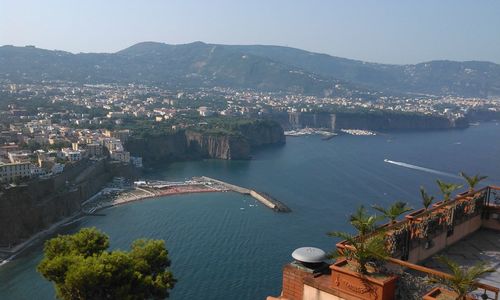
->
(198, 176), (291, 212)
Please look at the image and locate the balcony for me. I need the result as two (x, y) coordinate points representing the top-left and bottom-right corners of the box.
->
(268, 186), (500, 300)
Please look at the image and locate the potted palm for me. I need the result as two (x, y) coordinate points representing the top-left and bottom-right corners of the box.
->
(423, 256), (494, 300)
(349, 205), (382, 236)
(372, 201), (413, 224)
(329, 231), (398, 300)
(436, 180), (463, 203)
(329, 205), (399, 300)
(459, 172), (487, 194)
(407, 187), (434, 221)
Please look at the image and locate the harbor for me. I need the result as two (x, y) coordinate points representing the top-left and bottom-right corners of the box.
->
(339, 128), (377, 136)
(82, 176), (290, 214)
(284, 128), (336, 139)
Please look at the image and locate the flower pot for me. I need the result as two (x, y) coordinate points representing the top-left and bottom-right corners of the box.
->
(423, 287), (474, 300)
(432, 201), (444, 208)
(405, 208), (426, 221)
(330, 259), (398, 300)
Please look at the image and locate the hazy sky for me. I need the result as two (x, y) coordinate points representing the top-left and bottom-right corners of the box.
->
(1, 0), (500, 64)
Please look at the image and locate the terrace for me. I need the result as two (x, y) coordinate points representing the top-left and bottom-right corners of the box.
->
(268, 185), (500, 300)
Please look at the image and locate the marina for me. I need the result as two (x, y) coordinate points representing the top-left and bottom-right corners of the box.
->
(340, 128), (377, 136)
(82, 176), (290, 214)
(284, 128), (336, 139)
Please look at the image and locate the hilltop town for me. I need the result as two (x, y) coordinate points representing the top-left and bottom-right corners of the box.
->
(1, 81), (500, 184)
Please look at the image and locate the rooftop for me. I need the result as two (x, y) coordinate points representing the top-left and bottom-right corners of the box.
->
(422, 228), (500, 289)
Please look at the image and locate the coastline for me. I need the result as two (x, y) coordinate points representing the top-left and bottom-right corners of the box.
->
(0, 212), (85, 267)
(0, 176), (289, 266)
(0, 180), (229, 266)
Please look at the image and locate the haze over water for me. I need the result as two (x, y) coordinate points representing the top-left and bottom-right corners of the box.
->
(1, 123), (499, 300)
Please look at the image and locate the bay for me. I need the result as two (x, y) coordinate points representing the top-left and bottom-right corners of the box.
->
(1, 123), (499, 300)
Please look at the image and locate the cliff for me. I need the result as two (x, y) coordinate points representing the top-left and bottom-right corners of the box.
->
(0, 160), (138, 248)
(185, 131), (250, 160)
(466, 109), (500, 122)
(125, 120), (285, 165)
(267, 111), (468, 131)
(233, 119), (286, 147)
(124, 130), (188, 165)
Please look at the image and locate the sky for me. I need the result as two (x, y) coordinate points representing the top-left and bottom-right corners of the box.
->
(1, 0), (500, 65)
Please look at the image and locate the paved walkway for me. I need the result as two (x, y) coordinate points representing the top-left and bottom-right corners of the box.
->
(422, 228), (500, 288)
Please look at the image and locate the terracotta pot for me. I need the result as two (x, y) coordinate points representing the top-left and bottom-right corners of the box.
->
(330, 259), (398, 300)
(432, 201), (444, 208)
(405, 208), (426, 221)
(423, 287), (474, 300)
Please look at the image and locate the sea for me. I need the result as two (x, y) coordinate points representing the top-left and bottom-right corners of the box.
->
(1, 122), (499, 300)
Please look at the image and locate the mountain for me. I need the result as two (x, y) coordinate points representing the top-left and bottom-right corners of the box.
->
(1, 42), (499, 97)
(227, 45), (500, 97)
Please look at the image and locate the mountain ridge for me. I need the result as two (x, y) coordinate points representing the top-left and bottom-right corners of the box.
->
(1, 41), (499, 97)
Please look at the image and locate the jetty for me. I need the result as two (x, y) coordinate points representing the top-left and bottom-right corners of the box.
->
(197, 176), (291, 212)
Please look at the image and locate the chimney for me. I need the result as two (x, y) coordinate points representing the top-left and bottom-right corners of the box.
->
(281, 247), (327, 300)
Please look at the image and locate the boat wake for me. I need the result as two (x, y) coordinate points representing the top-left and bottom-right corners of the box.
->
(384, 159), (460, 179)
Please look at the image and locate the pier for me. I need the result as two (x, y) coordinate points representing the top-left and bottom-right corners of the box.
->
(81, 176), (291, 214)
(197, 176), (291, 212)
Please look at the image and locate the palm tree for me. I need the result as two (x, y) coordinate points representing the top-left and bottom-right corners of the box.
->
(420, 186), (435, 210)
(427, 255), (494, 300)
(329, 231), (389, 274)
(436, 180), (463, 202)
(348, 205), (382, 236)
(372, 201), (413, 224)
(459, 172), (488, 193)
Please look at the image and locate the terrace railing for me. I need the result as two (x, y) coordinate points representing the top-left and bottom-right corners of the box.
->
(335, 185), (500, 299)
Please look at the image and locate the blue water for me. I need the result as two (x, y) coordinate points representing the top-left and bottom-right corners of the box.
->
(1, 123), (499, 300)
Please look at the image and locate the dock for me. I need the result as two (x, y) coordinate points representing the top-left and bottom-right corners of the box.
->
(197, 176), (291, 213)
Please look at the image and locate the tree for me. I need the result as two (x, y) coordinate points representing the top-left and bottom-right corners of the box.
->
(420, 186), (434, 210)
(37, 228), (176, 300)
(427, 255), (494, 300)
(372, 201), (413, 224)
(459, 172), (487, 193)
(348, 205), (382, 236)
(436, 180), (463, 202)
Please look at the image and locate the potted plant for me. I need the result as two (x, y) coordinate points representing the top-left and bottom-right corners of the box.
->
(349, 205), (383, 236)
(423, 256), (494, 300)
(436, 180), (463, 202)
(459, 172), (487, 194)
(406, 187), (434, 221)
(372, 201), (413, 224)
(329, 230), (398, 300)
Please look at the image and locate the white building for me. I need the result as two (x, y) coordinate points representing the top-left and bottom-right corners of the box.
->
(198, 106), (214, 117)
(0, 162), (31, 182)
(61, 148), (83, 162)
(110, 150), (130, 163)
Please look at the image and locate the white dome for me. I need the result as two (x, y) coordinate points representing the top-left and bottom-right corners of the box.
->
(292, 247), (326, 263)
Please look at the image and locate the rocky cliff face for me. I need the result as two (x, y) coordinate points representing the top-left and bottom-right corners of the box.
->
(185, 131), (250, 160)
(0, 160), (137, 248)
(124, 130), (188, 165)
(268, 112), (468, 130)
(235, 120), (286, 147)
(125, 120), (285, 165)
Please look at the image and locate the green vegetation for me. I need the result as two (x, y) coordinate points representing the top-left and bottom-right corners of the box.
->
(427, 256), (494, 300)
(329, 205), (389, 274)
(372, 201), (413, 224)
(436, 180), (463, 202)
(419, 186), (435, 210)
(329, 230), (389, 274)
(37, 228), (175, 300)
(459, 172), (488, 193)
(348, 205), (382, 236)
